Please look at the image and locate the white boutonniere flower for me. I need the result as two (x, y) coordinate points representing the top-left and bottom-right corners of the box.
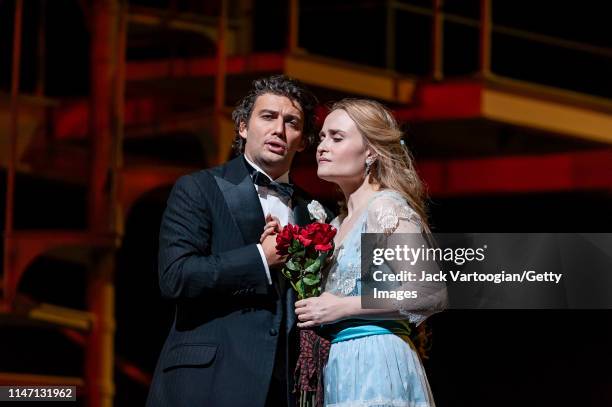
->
(307, 200), (327, 223)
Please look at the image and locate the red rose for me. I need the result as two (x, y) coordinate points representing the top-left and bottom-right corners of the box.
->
(276, 224), (297, 255)
(311, 223), (337, 252)
(297, 224), (317, 247)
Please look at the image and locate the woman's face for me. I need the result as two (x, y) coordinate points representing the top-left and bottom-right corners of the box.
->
(316, 109), (371, 184)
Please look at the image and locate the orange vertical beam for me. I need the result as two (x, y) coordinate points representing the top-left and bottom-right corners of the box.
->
(87, 1), (120, 406)
(86, 251), (116, 407)
(89, 0), (116, 234)
(3, 0), (23, 308)
(479, 0), (492, 77)
(112, 4), (127, 237)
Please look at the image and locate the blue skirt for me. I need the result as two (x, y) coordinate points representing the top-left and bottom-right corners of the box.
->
(323, 333), (435, 407)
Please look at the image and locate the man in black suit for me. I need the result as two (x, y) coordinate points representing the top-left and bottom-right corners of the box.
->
(146, 75), (326, 406)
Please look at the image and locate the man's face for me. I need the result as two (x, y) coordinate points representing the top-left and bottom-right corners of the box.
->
(240, 93), (306, 177)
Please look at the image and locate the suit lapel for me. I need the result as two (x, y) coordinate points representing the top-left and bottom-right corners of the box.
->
(214, 160), (316, 332)
(291, 194), (311, 227)
(213, 156), (265, 245)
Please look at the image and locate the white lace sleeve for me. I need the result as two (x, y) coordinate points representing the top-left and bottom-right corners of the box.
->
(365, 192), (447, 325)
(366, 192), (422, 235)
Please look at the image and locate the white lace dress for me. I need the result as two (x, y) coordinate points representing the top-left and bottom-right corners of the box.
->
(322, 190), (447, 407)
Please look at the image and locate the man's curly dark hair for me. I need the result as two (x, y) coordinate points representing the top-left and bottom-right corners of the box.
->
(231, 75), (318, 154)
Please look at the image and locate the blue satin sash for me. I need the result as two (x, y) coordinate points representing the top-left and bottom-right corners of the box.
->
(327, 320), (411, 344)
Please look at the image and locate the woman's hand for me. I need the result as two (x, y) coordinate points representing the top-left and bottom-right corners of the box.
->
(260, 214), (281, 243)
(295, 292), (347, 328)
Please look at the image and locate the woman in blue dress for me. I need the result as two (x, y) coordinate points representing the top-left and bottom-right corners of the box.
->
(294, 99), (447, 407)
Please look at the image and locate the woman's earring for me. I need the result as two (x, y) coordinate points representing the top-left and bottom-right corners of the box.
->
(365, 157), (375, 175)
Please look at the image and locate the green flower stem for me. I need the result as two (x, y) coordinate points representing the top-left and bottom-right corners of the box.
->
(289, 280), (305, 300)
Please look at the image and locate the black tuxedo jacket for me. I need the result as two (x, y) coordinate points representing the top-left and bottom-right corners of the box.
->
(146, 156), (328, 407)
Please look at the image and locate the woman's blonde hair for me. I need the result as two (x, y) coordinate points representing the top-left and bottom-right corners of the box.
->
(331, 98), (429, 228)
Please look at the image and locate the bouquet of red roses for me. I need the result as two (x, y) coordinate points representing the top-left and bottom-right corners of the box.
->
(275, 222), (336, 300)
(275, 201), (336, 407)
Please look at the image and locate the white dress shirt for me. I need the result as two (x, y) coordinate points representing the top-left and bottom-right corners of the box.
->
(244, 155), (294, 285)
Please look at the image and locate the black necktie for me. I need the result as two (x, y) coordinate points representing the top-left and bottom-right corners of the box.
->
(252, 170), (294, 200)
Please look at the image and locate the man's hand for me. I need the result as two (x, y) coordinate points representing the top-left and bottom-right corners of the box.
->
(260, 214), (286, 268)
(260, 214), (281, 244)
(261, 233), (286, 268)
